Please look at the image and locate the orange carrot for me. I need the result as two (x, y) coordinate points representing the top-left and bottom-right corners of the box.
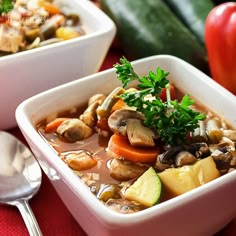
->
(111, 98), (126, 113)
(44, 117), (70, 133)
(38, 0), (61, 15)
(108, 134), (159, 163)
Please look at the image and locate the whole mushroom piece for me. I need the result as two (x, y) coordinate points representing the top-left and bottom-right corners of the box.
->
(109, 158), (148, 181)
(57, 118), (93, 142)
(108, 109), (145, 136)
(80, 94), (106, 128)
(108, 109), (156, 147)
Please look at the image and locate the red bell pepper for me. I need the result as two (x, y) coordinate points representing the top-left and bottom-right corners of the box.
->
(205, 2), (236, 95)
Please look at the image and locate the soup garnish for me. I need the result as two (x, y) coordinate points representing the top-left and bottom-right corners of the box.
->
(0, 0), (13, 14)
(114, 57), (206, 145)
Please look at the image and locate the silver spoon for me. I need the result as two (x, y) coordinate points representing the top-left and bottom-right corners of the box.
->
(0, 131), (42, 236)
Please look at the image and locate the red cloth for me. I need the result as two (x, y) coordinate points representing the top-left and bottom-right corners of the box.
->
(0, 47), (236, 236)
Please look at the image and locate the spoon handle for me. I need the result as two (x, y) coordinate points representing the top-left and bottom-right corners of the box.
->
(15, 199), (42, 236)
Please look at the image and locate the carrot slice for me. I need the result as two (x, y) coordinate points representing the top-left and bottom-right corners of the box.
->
(111, 98), (126, 112)
(38, 0), (60, 15)
(44, 117), (70, 133)
(108, 134), (159, 163)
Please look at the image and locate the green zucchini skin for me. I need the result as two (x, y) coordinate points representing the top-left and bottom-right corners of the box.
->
(163, 0), (214, 45)
(100, 0), (208, 73)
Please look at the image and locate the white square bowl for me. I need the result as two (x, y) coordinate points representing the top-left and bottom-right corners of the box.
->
(0, 0), (116, 130)
(16, 55), (236, 236)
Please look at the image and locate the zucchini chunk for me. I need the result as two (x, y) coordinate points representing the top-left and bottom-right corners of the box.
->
(124, 167), (162, 207)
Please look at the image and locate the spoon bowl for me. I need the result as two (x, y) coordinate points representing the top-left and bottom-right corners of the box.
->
(0, 131), (42, 236)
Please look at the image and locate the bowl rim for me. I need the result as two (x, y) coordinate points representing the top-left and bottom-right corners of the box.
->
(15, 54), (236, 225)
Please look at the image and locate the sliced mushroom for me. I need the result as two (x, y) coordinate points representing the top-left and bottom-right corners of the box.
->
(211, 149), (233, 171)
(210, 140), (236, 172)
(80, 101), (100, 128)
(97, 87), (125, 119)
(108, 109), (145, 136)
(209, 137), (235, 153)
(158, 146), (184, 166)
(80, 94), (106, 128)
(155, 155), (172, 172)
(126, 119), (155, 147)
(88, 94), (106, 107)
(108, 158), (148, 181)
(57, 118), (93, 142)
(185, 142), (210, 159)
(155, 143), (209, 171)
(175, 151), (197, 167)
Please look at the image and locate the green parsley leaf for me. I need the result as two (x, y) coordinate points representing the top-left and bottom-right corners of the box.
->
(0, 0), (14, 14)
(114, 56), (139, 88)
(114, 57), (206, 146)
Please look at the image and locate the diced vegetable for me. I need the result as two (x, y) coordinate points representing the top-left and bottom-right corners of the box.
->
(62, 151), (97, 171)
(158, 156), (220, 197)
(56, 27), (79, 40)
(108, 134), (159, 163)
(111, 98), (126, 112)
(38, 0), (61, 15)
(124, 167), (162, 207)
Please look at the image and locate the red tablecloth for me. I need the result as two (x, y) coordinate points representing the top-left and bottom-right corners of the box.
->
(0, 47), (236, 236)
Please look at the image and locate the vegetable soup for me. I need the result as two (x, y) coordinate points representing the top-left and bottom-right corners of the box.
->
(0, 0), (85, 55)
(36, 58), (236, 214)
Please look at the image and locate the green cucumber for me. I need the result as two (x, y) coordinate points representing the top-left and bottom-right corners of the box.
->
(124, 167), (162, 207)
(100, 0), (209, 73)
(164, 0), (215, 45)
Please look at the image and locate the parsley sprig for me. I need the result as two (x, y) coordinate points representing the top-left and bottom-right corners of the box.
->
(0, 0), (14, 14)
(114, 57), (206, 146)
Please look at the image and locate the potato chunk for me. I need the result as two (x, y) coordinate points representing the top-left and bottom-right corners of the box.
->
(158, 156), (220, 197)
